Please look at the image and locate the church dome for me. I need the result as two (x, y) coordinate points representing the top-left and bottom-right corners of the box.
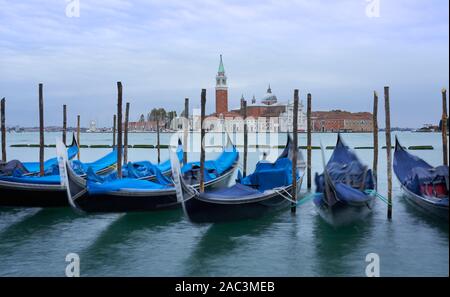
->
(261, 85), (278, 105)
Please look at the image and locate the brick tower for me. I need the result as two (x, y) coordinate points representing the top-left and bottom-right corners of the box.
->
(215, 54), (228, 115)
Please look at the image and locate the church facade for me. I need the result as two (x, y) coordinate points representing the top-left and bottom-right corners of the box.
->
(206, 55), (307, 133)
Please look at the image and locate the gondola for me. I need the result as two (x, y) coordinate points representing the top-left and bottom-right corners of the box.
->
(170, 136), (306, 223)
(394, 137), (448, 221)
(0, 141), (117, 207)
(313, 134), (376, 226)
(60, 136), (239, 213)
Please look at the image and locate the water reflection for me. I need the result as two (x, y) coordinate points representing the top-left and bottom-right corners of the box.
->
(80, 209), (184, 272)
(184, 212), (281, 275)
(312, 214), (374, 276)
(397, 195), (449, 235)
(0, 208), (77, 241)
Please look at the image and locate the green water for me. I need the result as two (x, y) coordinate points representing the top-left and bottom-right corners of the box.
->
(0, 132), (448, 276)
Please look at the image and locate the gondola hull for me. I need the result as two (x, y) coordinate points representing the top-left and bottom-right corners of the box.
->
(0, 181), (66, 207)
(183, 184), (299, 223)
(400, 185), (449, 221)
(314, 194), (375, 226)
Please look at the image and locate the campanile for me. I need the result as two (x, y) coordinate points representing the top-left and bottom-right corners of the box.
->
(215, 54), (228, 114)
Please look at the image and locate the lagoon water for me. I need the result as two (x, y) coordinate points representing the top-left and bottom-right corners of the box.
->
(0, 131), (448, 276)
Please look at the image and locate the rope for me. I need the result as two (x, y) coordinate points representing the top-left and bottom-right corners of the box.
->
(364, 189), (392, 205)
(273, 187), (296, 203)
(295, 193), (316, 206)
(273, 188), (315, 206)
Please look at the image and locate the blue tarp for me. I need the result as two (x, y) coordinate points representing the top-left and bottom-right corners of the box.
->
(315, 135), (374, 204)
(22, 141), (79, 173)
(238, 158), (294, 192)
(0, 174), (61, 185)
(85, 145), (238, 195)
(200, 183), (261, 199)
(181, 145), (238, 181)
(0, 149), (116, 185)
(87, 178), (171, 194)
(85, 163), (173, 194)
(125, 143), (183, 177)
(71, 149), (117, 175)
(394, 139), (449, 196)
(394, 140), (433, 183)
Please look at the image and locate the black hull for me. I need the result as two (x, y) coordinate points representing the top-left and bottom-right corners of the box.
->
(0, 184), (67, 208)
(184, 193), (291, 223)
(401, 185), (449, 221)
(74, 192), (179, 212)
(0, 163), (116, 208)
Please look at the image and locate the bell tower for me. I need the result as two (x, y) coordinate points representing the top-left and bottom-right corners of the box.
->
(215, 54), (228, 114)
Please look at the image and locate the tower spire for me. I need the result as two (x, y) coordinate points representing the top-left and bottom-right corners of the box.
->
(218, 54), (225, 74)
(215, 54), (228, 114)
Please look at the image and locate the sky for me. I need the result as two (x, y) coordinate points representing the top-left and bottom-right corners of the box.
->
(0, 0), (448, 128)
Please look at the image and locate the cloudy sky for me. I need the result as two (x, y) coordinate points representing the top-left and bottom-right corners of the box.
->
(0, 0), (448, 128)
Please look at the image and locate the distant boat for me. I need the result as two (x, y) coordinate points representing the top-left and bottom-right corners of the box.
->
(61, 136), (239, 213)
(171, 135), (306, 223)
(313, 134), (376, 226)
(394, 137), (448, 221)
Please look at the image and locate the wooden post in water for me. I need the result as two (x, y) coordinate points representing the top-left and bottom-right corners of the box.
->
(441, 88), (448, 166)
(372, 91), (379, 188)
(124, 102), (130, 164)
(113, 114), (117, 147)
(199, 89), (206, 193)
(307, 93), (312, 189)
(62, 104), (67, 146)
(156, 119), (161, 164)
(1, 98), (6, 162)
(117, 82), (123, 178)
(291, 90), (299, 213)
(76, 115), (80, 160)
(384, 86), (393, 219)
(243, 100), (248, 177)
(183, 98), (189, 164)
(39, 84), (45, 176)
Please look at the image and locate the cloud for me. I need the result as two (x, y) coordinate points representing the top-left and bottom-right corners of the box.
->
(0, 0), (448, 127)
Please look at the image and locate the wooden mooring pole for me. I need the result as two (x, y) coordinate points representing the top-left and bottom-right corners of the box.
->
(307, 93), (312, 189)
(384, 86), (392, 219)
(183, 98), (189, 164)
(113, 114), (117, 147)
(441, 88), (448, 166)
(62, 104), (67, 146)
(117, 82), (123, 178)
(39, 83), (44, 176)
(156, 119), (161, 164)
(124, 102), (130, 164)
(76, 115), (80, 160)
(291, 89), (299, 213)
(199, 89), (206, 193)
(372, 91), (379, 188)
(243, 100), (248, 177)
(1, 98), (6, 162)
